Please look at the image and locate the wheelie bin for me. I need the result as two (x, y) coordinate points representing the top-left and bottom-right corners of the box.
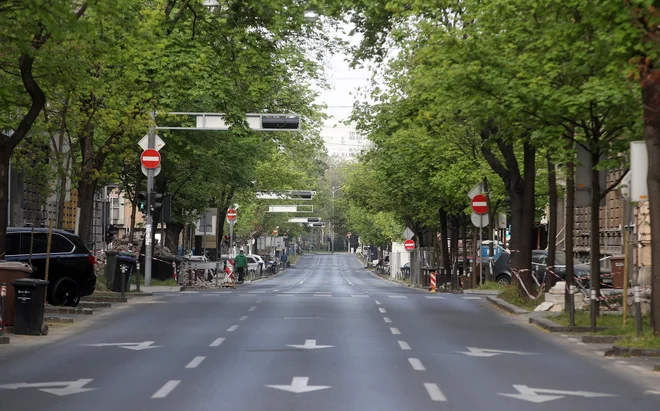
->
(12, 278), (49, 335)
(0, 261), (32, 326)
(110, 252), (137, 292)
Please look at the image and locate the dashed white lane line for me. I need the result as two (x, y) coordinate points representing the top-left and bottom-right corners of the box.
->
(398, 341), (411, 350)
(227, 325), (239, 332)
(314, 294), (332, 297)
(390, 327), (401, 335)
(425, 296), (445, 299)
(424, 383), (447, 402)
(277, 294), (295, 297)
(462, 296), (482, 300)
(180, 291), (200, 294)
(375, 300), (382, 305)
(240, 316), (249, 321)
(152, 380), (181, 399)
(408, 358), (426, 371)
(185, 356), (206, 369)
(210, 338), (225, 347)
(249, 306), (257, 311)
(351, 294), (369, 297)
(248, 291), (266, 294)
(388, 295), (407, 299)
(273, 289), (279, 292)
(379, 308), (387, 313)
(384, 317), (392, 323)
(256, 300), (262, 304)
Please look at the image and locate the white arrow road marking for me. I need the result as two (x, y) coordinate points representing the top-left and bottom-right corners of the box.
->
(227, 325), (238, 332)
(408, 358), (426, 371)
(398, 341), (411, 350)
(210, 338), (225, 347)
(0, 379), (96, 396)
(267, 377), (331, 394)
(152, 380), (180, 399)
(424, 383), (447, 401)
(499, 385), (617, 403)
(84, 341), (160, 351)
(287, 339), (334, 350)
(458, 347), (537, 357)
(185, 356), (206, 369)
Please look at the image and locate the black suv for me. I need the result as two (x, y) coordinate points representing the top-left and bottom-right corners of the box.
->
(4, 227), (96, 306)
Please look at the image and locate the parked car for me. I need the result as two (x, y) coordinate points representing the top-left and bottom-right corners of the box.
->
(4, 227), (96, 306)
(247, 254), (265, 274)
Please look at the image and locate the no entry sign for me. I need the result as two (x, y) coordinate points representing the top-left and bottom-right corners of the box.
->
(404, 239), (415, 251)
(140, 149), (161, 169)
(227, 208), (237, 221)
(471, 194), (488, 215)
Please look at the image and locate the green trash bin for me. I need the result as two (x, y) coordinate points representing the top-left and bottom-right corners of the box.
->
(12, 278), (49, 336)
(104, 251), (118, 289)
(111, 253), (137, 292)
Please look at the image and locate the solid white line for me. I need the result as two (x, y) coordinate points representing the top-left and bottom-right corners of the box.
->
(185, 356), (206, 369)
(210, 338), (225, 347)
(408, 358), (426, 371)
(462, 296), (482, 300)
(398, 341), (411, 350)
(388, 295), (407, 299)
(227, 325), (239, 332)
(379, 308), (387, 313)
(249, 306), (257, 311)
(390, 327), (401, 335)
(152, 380), (181, 399)
(384, 317), (392, 323)
(240, 316), (249, 321)
(424, 383), (447, 402)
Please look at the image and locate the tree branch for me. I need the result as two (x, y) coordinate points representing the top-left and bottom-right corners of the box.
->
(601, 167), (630, 200)
(5, 54), (46, 149)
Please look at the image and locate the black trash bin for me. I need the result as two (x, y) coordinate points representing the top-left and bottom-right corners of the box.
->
(111, 253), (137, 292)
(12, 278), (49, 336)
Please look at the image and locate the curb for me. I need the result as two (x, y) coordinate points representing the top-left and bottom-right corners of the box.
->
(94, 291), (154, 297)
(582, 335), (623, 344)
(45, 316), (75, 324)
(486, 296), (529, 315)
(0, 335), (9, 344)
(529, 316), (607, 332)
(45, 306), (93, 315)
(463, 290), (500, 295)
(605, 346), (660, 357)
(82, 296), (128, 303)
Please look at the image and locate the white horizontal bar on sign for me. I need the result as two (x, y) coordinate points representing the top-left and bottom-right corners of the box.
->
(268, 205), (313, 213)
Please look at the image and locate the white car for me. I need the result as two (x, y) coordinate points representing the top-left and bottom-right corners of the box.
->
(247, 254), (265, 275)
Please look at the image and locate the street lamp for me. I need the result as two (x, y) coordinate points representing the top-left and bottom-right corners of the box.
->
(331, 186), (341, 253)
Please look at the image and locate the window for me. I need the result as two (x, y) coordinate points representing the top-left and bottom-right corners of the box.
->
(18, 233), (73, 254)
(50, 235), (74, 253)
(6, 233), (20, 255)
(348, 131), (357, 140)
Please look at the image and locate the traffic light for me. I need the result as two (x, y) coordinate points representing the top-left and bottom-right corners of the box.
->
(105, 224), (117, 244)
(261, 115), (300, 130)
(150, 192), (163, 212)
(137, 192), (147, 213)
(307, 217), (320, 223)
(161, 195), (172, 222)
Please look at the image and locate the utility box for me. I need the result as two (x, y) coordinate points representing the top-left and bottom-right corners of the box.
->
(610, 255), (625, 289)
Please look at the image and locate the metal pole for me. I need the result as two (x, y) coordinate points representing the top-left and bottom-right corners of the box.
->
(634, 285), (643, 336)
(479, 216), (483, 285)
(623, 200), (631, 326)
(590, 289), (597, 332)
(144, 110), (156, 287)
(229, 220), (234, 256)
(203, 213), (207, 257)
(120, 262), (126, 299)
(569, 284), (575, 327)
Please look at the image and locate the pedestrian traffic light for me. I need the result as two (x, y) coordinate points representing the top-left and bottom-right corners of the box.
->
(137, 192), (147, 213)
(150, 192), (163, 211)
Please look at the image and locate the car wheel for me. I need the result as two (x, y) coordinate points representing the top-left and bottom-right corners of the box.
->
(496, 275), (511, 286)
(51, 278), (80, 307)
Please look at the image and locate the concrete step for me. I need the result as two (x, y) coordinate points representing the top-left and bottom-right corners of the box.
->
(78, 301), (112, 309)
(44, 316), (74, 324)
(82, 296), (127, 303)
(93, 291), (153, 298)
(45, 306), (93, 315)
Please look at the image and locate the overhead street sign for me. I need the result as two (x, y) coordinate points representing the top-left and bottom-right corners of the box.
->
(471, 194), (488, 215)
(404, 239), (415, 251)
(140, 149), (161, 169)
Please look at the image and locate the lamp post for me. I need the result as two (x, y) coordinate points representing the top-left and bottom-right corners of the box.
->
(331, 186), (341, 254)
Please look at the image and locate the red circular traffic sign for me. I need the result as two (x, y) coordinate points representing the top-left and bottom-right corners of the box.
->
(226, 208), (237, 221)
(404, 239), (415, 251)
(471, 194), (488, 215)
(140, 149), (161, 169)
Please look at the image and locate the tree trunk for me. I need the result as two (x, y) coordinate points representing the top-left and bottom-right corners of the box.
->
(590, 150), (601, 316)
(565, 157), (575, 312)
(642, 74), (660, 336)
(77, 180), (98, 249)
(462, 214), (469, 288)
(0, 147), (10, 257)
(129, 199), (137, 245)
(515, 142), (537, 298)
(165, 222), (183, 255)
(439, 208), (451, 273)
(450, 217), (459, 288)
(546, 155), (558, 292)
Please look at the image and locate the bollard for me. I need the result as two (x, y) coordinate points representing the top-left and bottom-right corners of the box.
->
(590, 289), (597, 332)
(569, 285), (576, 327)
(120, 264), (126, 299)
(0, 282), (6, 331)
(634, 286), (643, 337)
(430, 272), (436, 293)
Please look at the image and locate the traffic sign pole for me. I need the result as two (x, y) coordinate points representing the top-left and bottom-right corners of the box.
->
(144, 111), (156, 287)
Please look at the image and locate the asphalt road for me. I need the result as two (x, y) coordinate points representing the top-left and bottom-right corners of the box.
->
(1, 253), (659, 410)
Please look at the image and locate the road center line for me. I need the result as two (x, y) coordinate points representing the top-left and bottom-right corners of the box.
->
(384, 317), (392, 323)
(408, 358), (426, 371)
(152, 380), (181, 399)
(390, 327), (401, 335)
(185, 356), (206, 369)
(240, 316), (249, 321)
(424, 383), (447, 401)
(210, 338), (225, 347)
(227, 325), (239, 332)
(398, 341), (411, 350)
(379, 308), (387, 313)
(249, 306), (257, 311)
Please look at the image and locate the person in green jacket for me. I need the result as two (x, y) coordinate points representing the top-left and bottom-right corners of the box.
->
(234, 250), (248, 283)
